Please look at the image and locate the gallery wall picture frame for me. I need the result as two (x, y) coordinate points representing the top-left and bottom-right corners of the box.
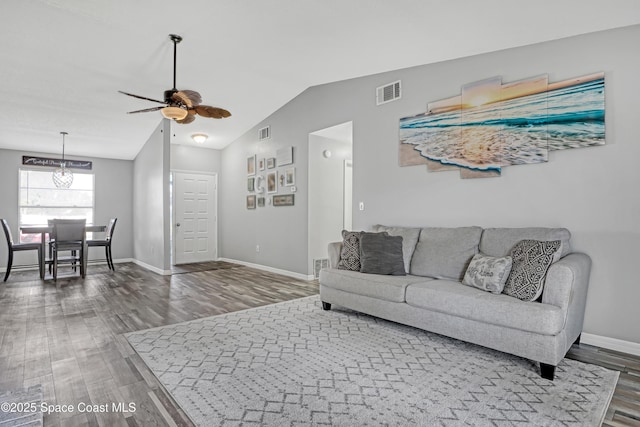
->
(267, 157), (276, 169)
(247, 177), (255, 192)
(257, 197), (265, 207)
(276, 146), (294, 166)
(246, 195), (256, 209)
(267, 171), (278, 193)
(285, 167), (295, 186)
(247, 155), (256, 176)
(258, 158), (265, 171)
(273, 194), (295, 206)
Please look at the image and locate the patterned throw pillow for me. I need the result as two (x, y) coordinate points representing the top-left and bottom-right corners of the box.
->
(337, 230), (362, 271)
(503, 240), (561, 302)
(462, 253), (512, 294)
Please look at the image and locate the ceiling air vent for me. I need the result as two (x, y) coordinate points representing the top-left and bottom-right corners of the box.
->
(376, 80), (401, 105)
(258, 126), (271, 141)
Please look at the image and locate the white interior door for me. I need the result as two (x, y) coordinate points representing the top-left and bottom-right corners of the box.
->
(173, 172), (217, 264)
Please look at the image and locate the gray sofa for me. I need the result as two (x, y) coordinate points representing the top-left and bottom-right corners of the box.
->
(319, 226), (591, 380)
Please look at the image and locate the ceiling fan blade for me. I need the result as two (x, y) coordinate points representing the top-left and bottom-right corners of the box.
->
(175, 114), (196, 124)
(126, 106), (164, 114)
(194, 105), (231, 119)
(173, 90), (202, 107)
(118, 90), (167, 105)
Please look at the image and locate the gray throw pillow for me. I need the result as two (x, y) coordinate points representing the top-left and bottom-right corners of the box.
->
(462, 253), (513, 294)
(337, 230), (362, 271)
(359, 232), (406, 276)
(503, 239), (561, 302)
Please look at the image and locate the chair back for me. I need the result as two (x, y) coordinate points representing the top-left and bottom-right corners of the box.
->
(1, 219), (15, 246)
(105, 218), (117, 241)
(52, 219), (86, 243)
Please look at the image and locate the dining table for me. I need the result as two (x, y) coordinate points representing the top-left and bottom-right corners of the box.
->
(20, 224), (106, 279)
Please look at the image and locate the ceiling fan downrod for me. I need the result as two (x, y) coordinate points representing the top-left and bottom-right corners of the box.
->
(164, 34), (183, 102)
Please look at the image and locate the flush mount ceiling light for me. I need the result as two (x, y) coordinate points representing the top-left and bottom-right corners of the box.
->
(191, 133), (208, 143)
(52, 131), (73, 188)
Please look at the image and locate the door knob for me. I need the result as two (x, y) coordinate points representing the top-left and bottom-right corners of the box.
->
(176, 223), (181, 227)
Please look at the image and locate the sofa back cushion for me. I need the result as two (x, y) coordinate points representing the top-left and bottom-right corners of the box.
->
(371, 225), (420, 273)
(479, 227), (571, 261)
(410, 227), (483, 280)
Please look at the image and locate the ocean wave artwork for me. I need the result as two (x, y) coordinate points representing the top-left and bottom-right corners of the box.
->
(399, 72), (605, 179)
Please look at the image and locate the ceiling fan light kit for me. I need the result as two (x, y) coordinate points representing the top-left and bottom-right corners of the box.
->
(119, 34), (231, 126)
(52, 131), (74, 189)
(161, 106), (188, 120)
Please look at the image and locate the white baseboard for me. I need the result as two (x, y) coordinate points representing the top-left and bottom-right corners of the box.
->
(581, 333), (640, 356)
(130, 259), (172, 275)
(218, 258), (314, 281)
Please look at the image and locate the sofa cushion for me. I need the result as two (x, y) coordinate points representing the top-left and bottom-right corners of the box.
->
(337, 230), (362, 271)
(410, 227), (483, 280)
(319, 268), (431, 302)
(405, 280), (565, 336)
(359, 232), (406, 276)
(462, 253), (512, 294)
(480, 227), (571, 261)
(503, 239), (561, 302)
(371, 225), (421, 273)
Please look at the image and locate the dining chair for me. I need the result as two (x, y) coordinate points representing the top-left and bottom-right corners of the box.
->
(87, 218), (117, 270)
(50, 219), (86, 282)
(2, 219), (43, 282)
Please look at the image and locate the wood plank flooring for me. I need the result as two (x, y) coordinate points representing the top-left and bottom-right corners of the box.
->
(1, 262), (638, 426)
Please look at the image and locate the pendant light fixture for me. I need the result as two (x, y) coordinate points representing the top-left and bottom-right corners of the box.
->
(52, 131), (73, 188)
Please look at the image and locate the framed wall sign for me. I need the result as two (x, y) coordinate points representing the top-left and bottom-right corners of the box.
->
(22, 155), (92, 170)
(273, 194), (294, 206)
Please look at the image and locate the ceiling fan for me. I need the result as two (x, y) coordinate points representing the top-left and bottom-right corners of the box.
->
(119, 34), (231, 124)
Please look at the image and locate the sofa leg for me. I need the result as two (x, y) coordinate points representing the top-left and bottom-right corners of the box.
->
(574, 333), (581, 345)
(321, 301), (331, 311)
(540, 363), (556, 381)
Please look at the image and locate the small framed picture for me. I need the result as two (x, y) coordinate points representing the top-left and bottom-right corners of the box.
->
(258, 158), (265, 171)
(246, 195), (256, 209)
(267, 171), (278, 193)
(247, 155), (256, 176)
(247, 177), (255, 192)
(276, 146), (294, 166)
(273, 194), (294, 207)
(267, 158), (276, 169)
(257, 197), (265, 207)
(285, 167), (295, 186)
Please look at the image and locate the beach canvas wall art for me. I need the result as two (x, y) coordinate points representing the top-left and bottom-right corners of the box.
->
(399, 72), (605, 179)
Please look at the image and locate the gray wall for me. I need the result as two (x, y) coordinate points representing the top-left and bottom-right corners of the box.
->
(133, 120), (171, 271)
(220, 25), (640, 345)
(0, 147), (134, 267)
(170, 144), (222, 173)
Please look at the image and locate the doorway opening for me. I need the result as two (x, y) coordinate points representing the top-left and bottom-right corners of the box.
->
(308, 121), (353, 277)
(170, 171), (218, 265)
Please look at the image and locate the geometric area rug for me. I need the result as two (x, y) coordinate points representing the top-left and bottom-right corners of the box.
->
(126, 296), (618, 427)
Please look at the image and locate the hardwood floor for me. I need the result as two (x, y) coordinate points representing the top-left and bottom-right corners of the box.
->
(1, 262), (638, 426)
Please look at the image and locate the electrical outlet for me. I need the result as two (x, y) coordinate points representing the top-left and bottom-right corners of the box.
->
(359, 202), (365, 211)
(256, 244), (260, 253)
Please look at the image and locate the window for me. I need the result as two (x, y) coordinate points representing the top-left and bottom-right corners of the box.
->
(19, 169), (95, 243)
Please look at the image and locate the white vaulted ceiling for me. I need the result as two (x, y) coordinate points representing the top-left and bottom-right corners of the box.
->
(1, 0), (639, 160)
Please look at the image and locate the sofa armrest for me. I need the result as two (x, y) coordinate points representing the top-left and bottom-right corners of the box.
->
(328, 242), (342, 268)
(542, 252), (592, 337)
